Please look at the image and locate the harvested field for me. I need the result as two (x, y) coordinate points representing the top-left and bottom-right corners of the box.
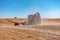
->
(0, 18), (60, 40)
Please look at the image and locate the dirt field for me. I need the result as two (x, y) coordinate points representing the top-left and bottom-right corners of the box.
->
(0, 18), (60, 40)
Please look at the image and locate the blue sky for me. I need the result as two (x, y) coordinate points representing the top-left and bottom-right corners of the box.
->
(0, 0), (60, 18)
